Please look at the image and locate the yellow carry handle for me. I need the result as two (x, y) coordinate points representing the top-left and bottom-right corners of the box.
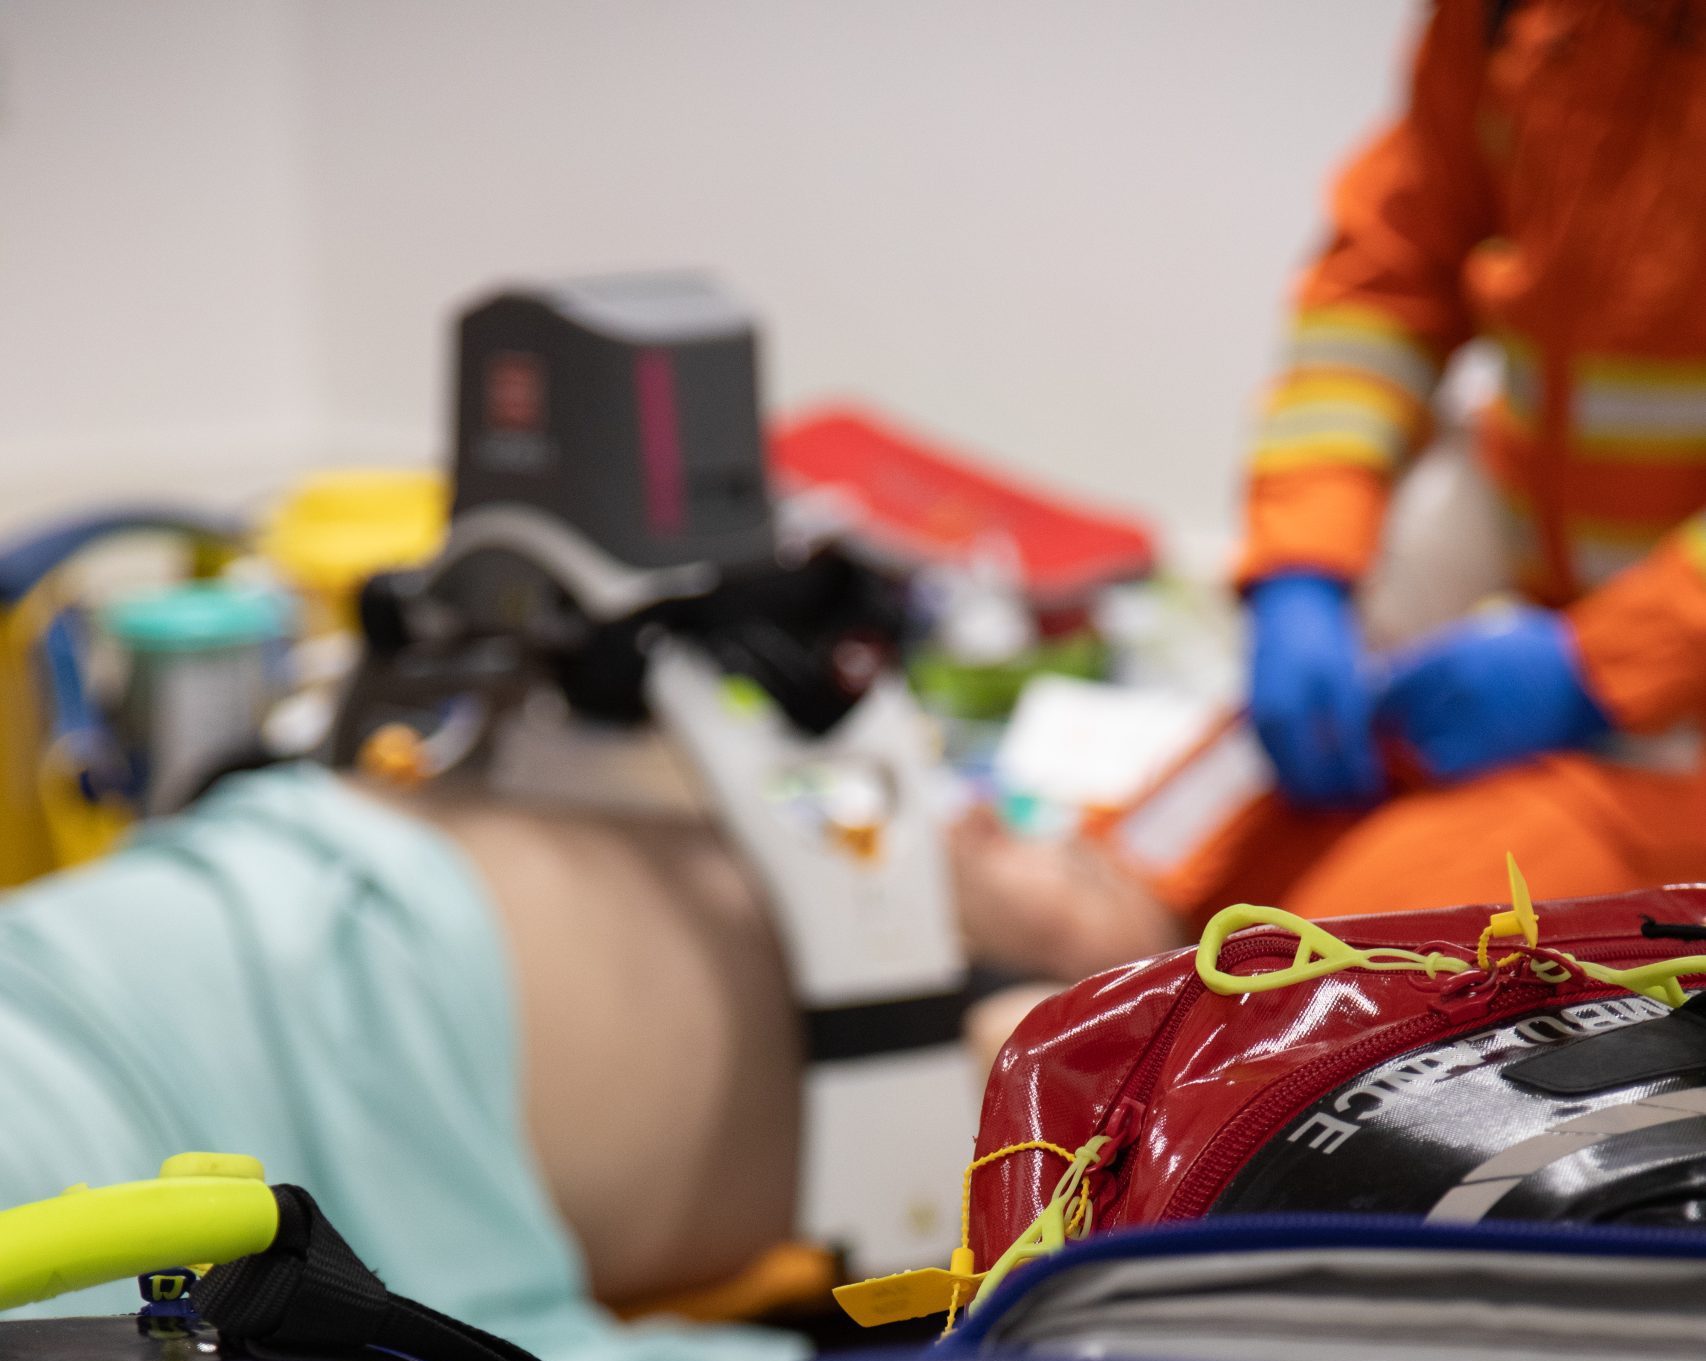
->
(0, 1154), (278, 1312)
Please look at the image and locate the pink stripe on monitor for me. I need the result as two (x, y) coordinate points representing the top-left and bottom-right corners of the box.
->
(634, 347), (685, 538)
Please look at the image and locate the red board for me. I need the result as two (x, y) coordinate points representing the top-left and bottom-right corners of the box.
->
(769, 408), (1157, 600)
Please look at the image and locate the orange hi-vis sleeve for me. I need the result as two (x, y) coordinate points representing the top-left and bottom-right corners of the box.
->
(1244, 463), (1391, 585)
(1568, 513), (1706, 733)
(1238, 0), (1494, 588)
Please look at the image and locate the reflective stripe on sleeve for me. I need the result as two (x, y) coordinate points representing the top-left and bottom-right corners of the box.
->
(1285, 305), (1441, 404)
(1251, 370), (1426, 476)
(1573, 356), (1706, 456)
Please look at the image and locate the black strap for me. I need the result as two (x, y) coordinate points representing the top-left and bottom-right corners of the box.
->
(194, 1186), (542, 1361)
(1506, 993), (1706, 1097)
(804, 988), (971, 1063)
(1641, 914), (1706, 943)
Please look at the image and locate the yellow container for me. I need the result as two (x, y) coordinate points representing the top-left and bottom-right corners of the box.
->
(259, 469), (447, 634)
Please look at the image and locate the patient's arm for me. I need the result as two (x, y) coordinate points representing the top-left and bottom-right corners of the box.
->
(951, 807), (1183, 983)
(354, 782), (800, 1308)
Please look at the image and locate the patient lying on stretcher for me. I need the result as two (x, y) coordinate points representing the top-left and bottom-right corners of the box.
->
(0, 761), (1177, 1357)
(382, 776), (1177, 1298)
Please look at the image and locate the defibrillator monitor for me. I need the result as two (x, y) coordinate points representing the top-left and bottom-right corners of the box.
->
(452, 275), (775, 576)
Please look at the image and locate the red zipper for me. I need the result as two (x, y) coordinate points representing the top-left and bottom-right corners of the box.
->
(1074, 935), (1697, 1220)
(1085, 935), (1292, 1187)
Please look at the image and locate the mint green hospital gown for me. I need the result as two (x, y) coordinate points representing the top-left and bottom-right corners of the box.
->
(0, 764), (804, 1360)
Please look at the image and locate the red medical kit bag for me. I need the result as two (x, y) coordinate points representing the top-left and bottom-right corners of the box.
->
(967, 882), (1706, 1271)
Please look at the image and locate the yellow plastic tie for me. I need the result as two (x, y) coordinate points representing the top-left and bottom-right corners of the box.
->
(1196, 856), (1706, 1011)
(1196, 903), (1471, 996)
(831, 1253), (985, 1330)
(1477, 852), (1540, 970)
(1584, 955), (1700, 1009)
(1472, 855), (1706, 1005)
(946, 1139), (1093, 1334)
(832, 1137), (1099, 1332)
(941, 1246), (978, 1335)
(964, 1135), (1110, 1319)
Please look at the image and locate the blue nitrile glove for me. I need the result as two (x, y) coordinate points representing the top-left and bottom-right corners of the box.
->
(1375, 604), (1612, 782)
(1248, 572), (1384, 808)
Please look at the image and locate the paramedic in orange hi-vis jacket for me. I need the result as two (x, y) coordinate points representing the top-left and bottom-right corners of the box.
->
(1242, 0), (1706, 919)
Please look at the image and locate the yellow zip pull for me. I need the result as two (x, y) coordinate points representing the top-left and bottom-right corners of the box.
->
(1197, 904), (1470, 996)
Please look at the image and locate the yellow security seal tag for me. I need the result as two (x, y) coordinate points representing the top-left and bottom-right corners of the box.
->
(1487, 852), (1540, 947)
(832, 1247), (985, 1328)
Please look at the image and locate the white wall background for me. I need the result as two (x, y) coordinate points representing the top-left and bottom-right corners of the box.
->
(0, 0), (1414, 557)
(0, 2), (315, 517)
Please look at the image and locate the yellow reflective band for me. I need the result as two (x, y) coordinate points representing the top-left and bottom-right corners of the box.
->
(1251, 435), (1398, 474)
(1288, 305), (1440, 403)
(1491, 340), (1706, 453)
(1269, 373), (1426, 423)
(1249, 435), (1398, 476)
(1557, 511), (1676, 549)
(1263, 400), (1411, 446)
(1574, 431), (1706, 460)
(1580, 354), (1706, 392)
(1250, 372), (1424, 475)
(1570, 355), (1706, 456)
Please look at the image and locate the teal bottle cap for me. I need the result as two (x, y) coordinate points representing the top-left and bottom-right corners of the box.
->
(102, 582), (289, 654)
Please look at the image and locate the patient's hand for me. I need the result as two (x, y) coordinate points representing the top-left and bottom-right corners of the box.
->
(950, 806), (1184, 983)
